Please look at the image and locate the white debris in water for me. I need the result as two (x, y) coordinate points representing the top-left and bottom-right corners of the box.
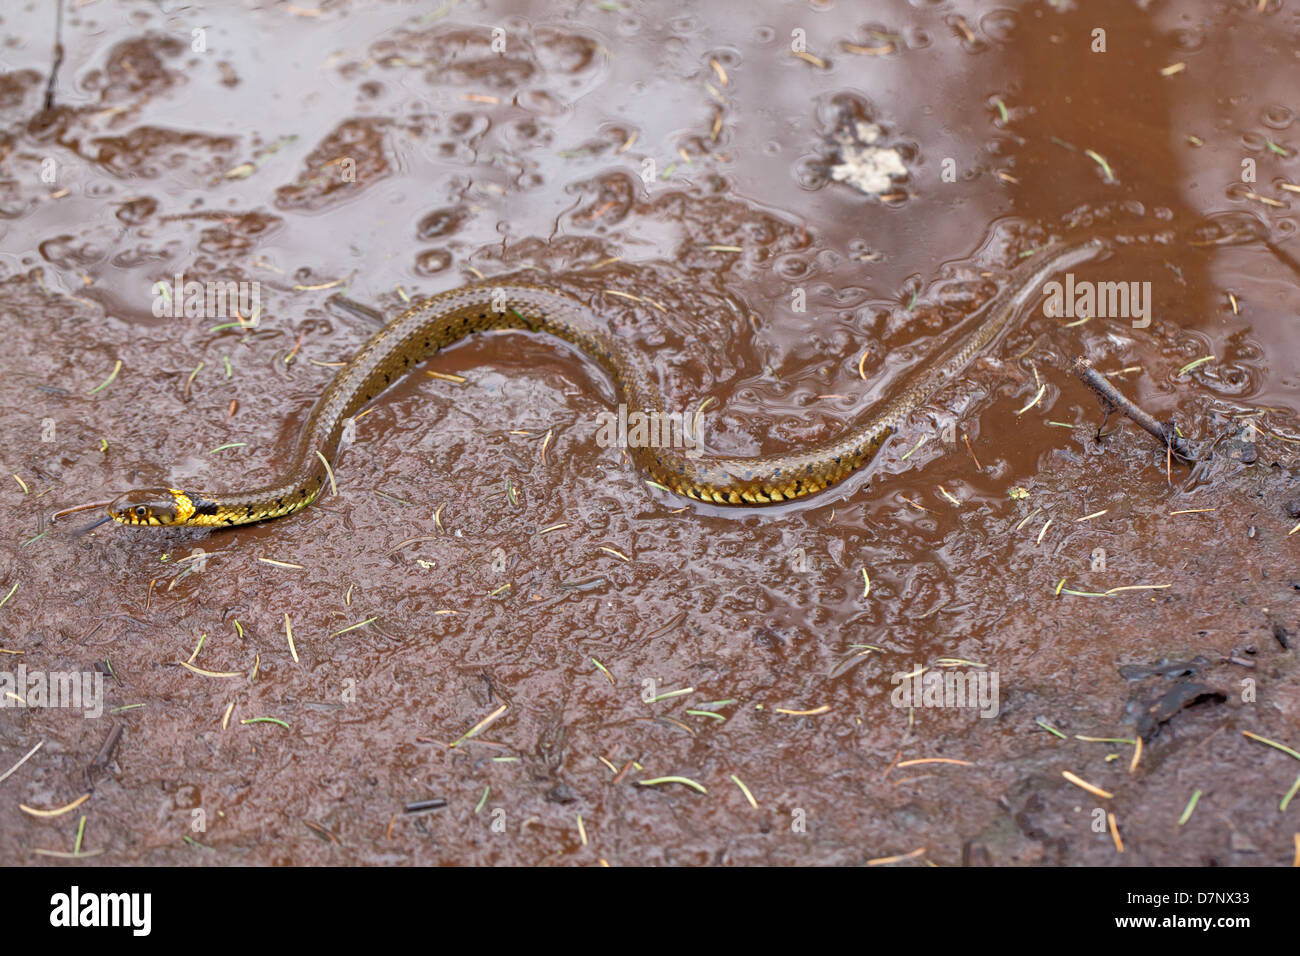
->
(829, 122), (908, 196)
(857, 122), (883, 144)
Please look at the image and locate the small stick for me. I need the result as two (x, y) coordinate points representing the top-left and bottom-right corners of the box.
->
(88, 723), (122, 771)
(327, 294), (387, 326)
(0, 740), (43, 785)
(84, 722), (122, 792)
(1066, 356), (1197, 463)
(404, 797), (447, 813)
(43, 1), (64, 111)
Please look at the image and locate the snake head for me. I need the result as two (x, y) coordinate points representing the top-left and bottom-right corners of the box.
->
(108, 489), (191, 526)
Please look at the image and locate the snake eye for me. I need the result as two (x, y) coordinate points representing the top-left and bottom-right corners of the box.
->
(135, 506), (147, 518)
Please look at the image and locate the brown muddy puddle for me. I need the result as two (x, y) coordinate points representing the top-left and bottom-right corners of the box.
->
(0, 0), (1296, 866)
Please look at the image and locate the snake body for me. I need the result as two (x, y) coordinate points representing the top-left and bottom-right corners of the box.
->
(108, 238), (1107, 527)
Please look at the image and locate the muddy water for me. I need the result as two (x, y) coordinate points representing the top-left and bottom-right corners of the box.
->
(0, 0), (1296, 865)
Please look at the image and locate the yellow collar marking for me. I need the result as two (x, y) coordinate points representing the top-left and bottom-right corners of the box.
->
(168, 488), (197, 524)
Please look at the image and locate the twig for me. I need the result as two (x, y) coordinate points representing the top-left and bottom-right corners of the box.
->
(1066, 356), (1197, 462)
(43, 1), (64, 111)
(84, 723), (122, 792)
(327, 294), (387, 326)
(0, 740), (43, 785)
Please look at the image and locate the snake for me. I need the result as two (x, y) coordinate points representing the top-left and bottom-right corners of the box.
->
(105, 235), (1118, 527)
